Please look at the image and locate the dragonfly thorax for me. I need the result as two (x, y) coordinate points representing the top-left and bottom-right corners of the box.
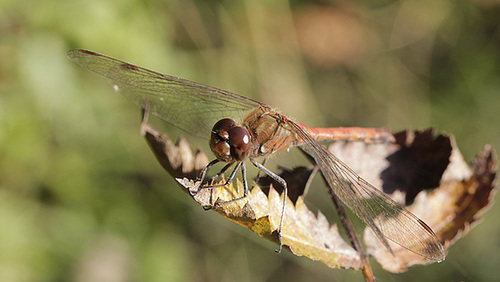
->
(210, 118), (252, 162)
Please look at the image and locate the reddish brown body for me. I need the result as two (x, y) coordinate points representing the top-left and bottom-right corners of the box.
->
(242, 107), (297, 158)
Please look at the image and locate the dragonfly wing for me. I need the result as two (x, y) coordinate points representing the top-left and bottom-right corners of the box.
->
(290, 120), (445, 262)
(67, 49), (259, 138)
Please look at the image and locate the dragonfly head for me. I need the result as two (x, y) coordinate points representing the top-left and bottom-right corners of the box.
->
(210, 118), (251, 162)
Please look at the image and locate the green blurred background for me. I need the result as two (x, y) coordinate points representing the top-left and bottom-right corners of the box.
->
(1, 0), (499, 281)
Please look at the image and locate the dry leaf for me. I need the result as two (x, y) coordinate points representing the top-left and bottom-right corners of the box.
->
(328, 129), (497, 272)
(141, 122), (209, 181)
(142, 121), (497, 273)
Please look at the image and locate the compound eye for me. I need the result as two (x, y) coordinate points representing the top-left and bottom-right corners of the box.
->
(212, 118), (235, 134)
(210, 118), (236, 162)
(228, 126), (251, 161)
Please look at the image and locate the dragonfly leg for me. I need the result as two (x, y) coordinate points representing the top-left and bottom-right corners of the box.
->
(196, 159), (220, 184)
(211, 161), (249, 207)
(210, 162), (235, 182)
(254, 158), (267, 181)
(251, 158), (287, 253)
(197, 160), (236, 185)
(196, 161), (240, 192)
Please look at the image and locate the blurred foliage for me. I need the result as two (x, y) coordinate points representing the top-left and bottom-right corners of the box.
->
(0, 0), (499, 281)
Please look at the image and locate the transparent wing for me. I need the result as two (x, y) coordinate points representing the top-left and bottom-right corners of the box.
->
(67, 49), (260, 139)
(290, 120), (445, 261)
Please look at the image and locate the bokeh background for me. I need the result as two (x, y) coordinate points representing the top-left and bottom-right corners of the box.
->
(1, 0), (499, 281)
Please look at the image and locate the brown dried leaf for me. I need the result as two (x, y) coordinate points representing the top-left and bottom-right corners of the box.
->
(141, 122), (209, 181)
(177, 178), (364, 269)
(142, 121), (497, 273)
(327, 129), (497, 272)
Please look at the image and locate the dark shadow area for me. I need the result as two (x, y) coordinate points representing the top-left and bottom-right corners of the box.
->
(381, 129), (452, 205)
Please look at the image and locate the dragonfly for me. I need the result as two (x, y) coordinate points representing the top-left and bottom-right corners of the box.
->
(67, 49), (445, 262)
